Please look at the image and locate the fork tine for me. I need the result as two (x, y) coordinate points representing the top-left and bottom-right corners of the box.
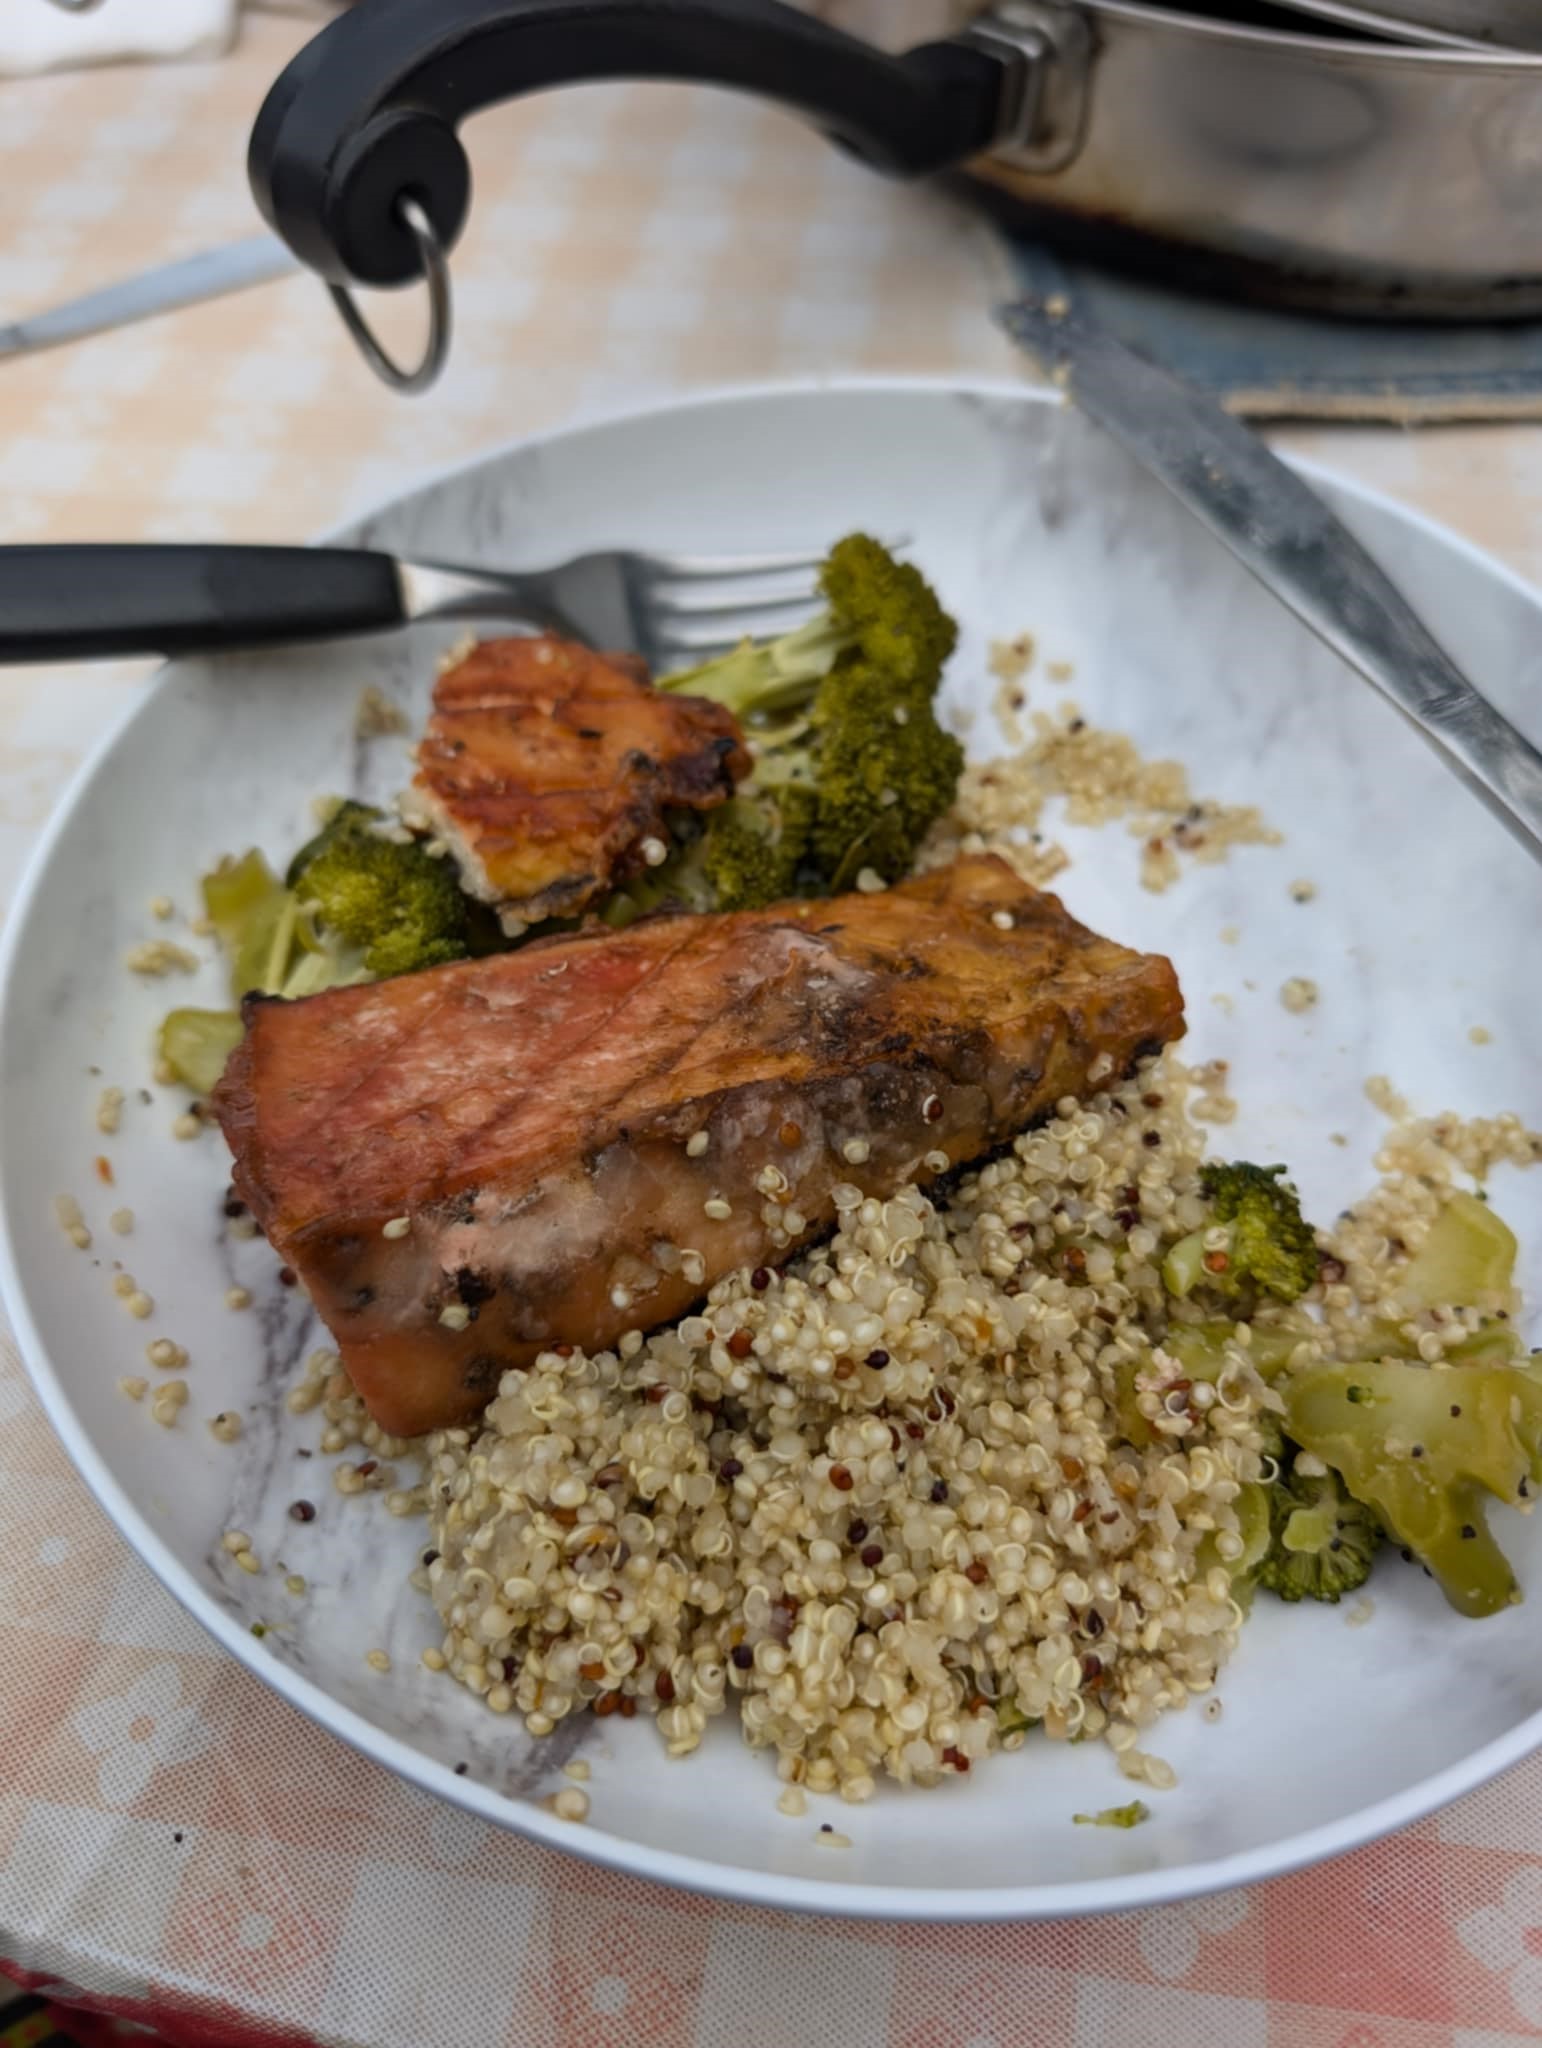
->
(635, 546), (826, 580)
(650, 604), (821, 654)
(646, 583), (819, 623)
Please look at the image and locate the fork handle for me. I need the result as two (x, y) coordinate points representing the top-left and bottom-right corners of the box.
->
(0, 544), (406, 662)
(249, 0), (1011, 288)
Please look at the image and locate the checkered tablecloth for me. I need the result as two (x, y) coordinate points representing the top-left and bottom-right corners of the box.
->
(5, 9), (1542, 2046)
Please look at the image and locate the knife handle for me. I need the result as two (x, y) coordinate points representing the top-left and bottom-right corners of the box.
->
(0, 545), (406, 662)
(248, 0), (1011, 290)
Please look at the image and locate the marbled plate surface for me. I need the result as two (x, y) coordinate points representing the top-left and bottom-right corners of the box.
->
(1, 382), (1539, 1918)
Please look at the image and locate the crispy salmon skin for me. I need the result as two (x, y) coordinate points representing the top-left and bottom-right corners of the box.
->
(214, 856), (1183, 1436)
(403, 635), (749, 930)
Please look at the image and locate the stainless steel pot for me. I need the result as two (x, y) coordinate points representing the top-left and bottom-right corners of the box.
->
(964, 0), (1542, 314)
(247, 0), (1542, 358)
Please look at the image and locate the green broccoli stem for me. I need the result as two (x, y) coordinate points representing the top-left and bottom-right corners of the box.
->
(659, 616), (853, 720)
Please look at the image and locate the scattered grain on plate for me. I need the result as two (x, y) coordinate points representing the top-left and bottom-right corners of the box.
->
(366, 1648), (391, 1673)
(1345, 1597), (1375, 1628)
(1046, 659), (1074, 682)
(151, 1379), (188, 1428)
(988, 634), (1036, 689)
(284, 1574), (306, 1597)
(221, 1529), (252, 1555)
(1469, 1025), (1493, 1047)
(563, 1759), (591, 1782)
(125, 1290), (154, 1320)
(54, 1192), (91, 1251)
(553, 1786), (589, 1822)
(118, 1376), (147, 1402)
(126, 940), (199, 978)
(814, 1828), (852, 1849)
(108, 1207), (133, 1236)
(152, 1059), (178, 1087)
(1202, 1698), (1223, 1723)
(1280, 977), (1319, 1015)
(207, 1411), (243, 1444)
(1219, 926), (1240, 946)
(225, 1287), (252, 1311)
(95, 1087), (124, 1136)
(1289, 879), (1317, 904)
(421, 1646), (447, 1671)
(149, 895), (175, 921)
(171, 1113), (203, 1142)
(1211, 994), (1234, 1017)
(355, 684), (408, 738)
(112, 1273), (135, 1298)
(1364, 1075), (1410, 1121)
(145, 1338), (186, 1371)
(776, 1785), (808, 1818)
(923, 698), (1277, 897)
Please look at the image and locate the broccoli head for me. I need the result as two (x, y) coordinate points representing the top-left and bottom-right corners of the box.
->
(659, 535), (962, 900)
(1255, 1454), (1381, 1604)
(1281, 1355), (1542, 1617)
(1163, 1162), (1319, 1305)
(290, 802), (468, 978)
(699, 784), (817, 911)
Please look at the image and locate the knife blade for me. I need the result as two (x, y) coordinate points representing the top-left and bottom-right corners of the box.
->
(0, 234), (297, 362)
(997, 295), (1542, 870)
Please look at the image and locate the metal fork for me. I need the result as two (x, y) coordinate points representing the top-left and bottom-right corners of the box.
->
(0, 541), (825, 668)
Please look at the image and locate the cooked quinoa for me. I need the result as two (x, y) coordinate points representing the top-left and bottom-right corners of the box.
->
(923, 700), (1279, 896)
(422, 1052), (1286, 1796)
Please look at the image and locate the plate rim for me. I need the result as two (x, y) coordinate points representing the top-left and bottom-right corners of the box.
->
(3, 370), (1539, 1921)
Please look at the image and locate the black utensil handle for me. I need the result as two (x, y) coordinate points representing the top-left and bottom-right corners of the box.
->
(0, 545), (406, 662)
(248, 0), (1010, 289)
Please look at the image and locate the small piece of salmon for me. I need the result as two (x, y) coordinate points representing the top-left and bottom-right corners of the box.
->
(214, 856), (1183, 1436)
(402, 635), (749, 930)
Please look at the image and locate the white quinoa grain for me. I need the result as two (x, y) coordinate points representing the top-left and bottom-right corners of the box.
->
(381, 1216), (411, 1240)
(1469, 1025), (1493, 1046)
(366, 1649), (391, 1673)
(564, 1759), (591, 1782)
(776, 1785), (808, 1818)
(118, 1376), (147, 1402)
(285, 1574), (307, 1597)
(640, 835), (669, 867)
(109, 1208), (134, 1236)
(233, 1544), (261, 1575)
(855, 867), (887, 894)
(222, 1529), (252, 1555)
(125, 1291), (154, 1320)
(146, 1338), (186, 1371)
(207, 1411), (243, 1444)
(842, 1139), (871, 1165)
(990, 910), (1015, 931)
(703, 1197), (733, 1222)
(95, 1088), (125, 1135)
(686, 1131), (710, 1159)
(126, 940), (199, 978)
(1289, 879), (1317, 904)
(150, 896), (174, 921)
(1280, 977), (1319, 1015)
(421, 1646), (447, 1671)
(171, 1113), (202, 1142)
(152, 1059), (178, 1087)
(553, 1787), (589, 1822)
(225, 1287), (252, 1311)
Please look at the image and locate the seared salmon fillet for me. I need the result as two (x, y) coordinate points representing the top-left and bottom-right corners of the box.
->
(214, 856), (1183, 1436)
(403, 635), (750, 930)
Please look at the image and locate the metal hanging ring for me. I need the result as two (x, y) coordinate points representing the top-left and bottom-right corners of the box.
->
(326, 193), (452, 396)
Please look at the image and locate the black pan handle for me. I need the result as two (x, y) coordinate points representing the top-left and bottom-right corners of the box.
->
(248, 0), (1014, 290)
(0, 545), (405, 662)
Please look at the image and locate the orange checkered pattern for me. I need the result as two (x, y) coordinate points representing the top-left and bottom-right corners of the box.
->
(3, 9), (1542, 2046)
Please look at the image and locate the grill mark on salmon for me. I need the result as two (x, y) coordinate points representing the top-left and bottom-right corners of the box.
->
(214, 856), (1184, 1436)
(402, 635), (750, 930)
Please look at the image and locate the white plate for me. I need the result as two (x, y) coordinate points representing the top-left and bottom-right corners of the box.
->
(2, 380), (1540, 1921)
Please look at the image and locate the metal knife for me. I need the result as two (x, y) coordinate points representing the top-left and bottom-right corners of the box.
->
(998, 296), (1542, 871)
(0, 234), (296, 362)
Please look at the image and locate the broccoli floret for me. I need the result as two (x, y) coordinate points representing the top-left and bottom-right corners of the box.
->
(157, 1008), (245, 1096)
(1255, 1453), (1381, 1604)
(1392, 1189), (1518, 1313)
(661, 535), (962, 897)
(291, 806), (468, 978)
(1281, 1355), (1542, 1617)
(1163, 1162), (1319, 1305)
